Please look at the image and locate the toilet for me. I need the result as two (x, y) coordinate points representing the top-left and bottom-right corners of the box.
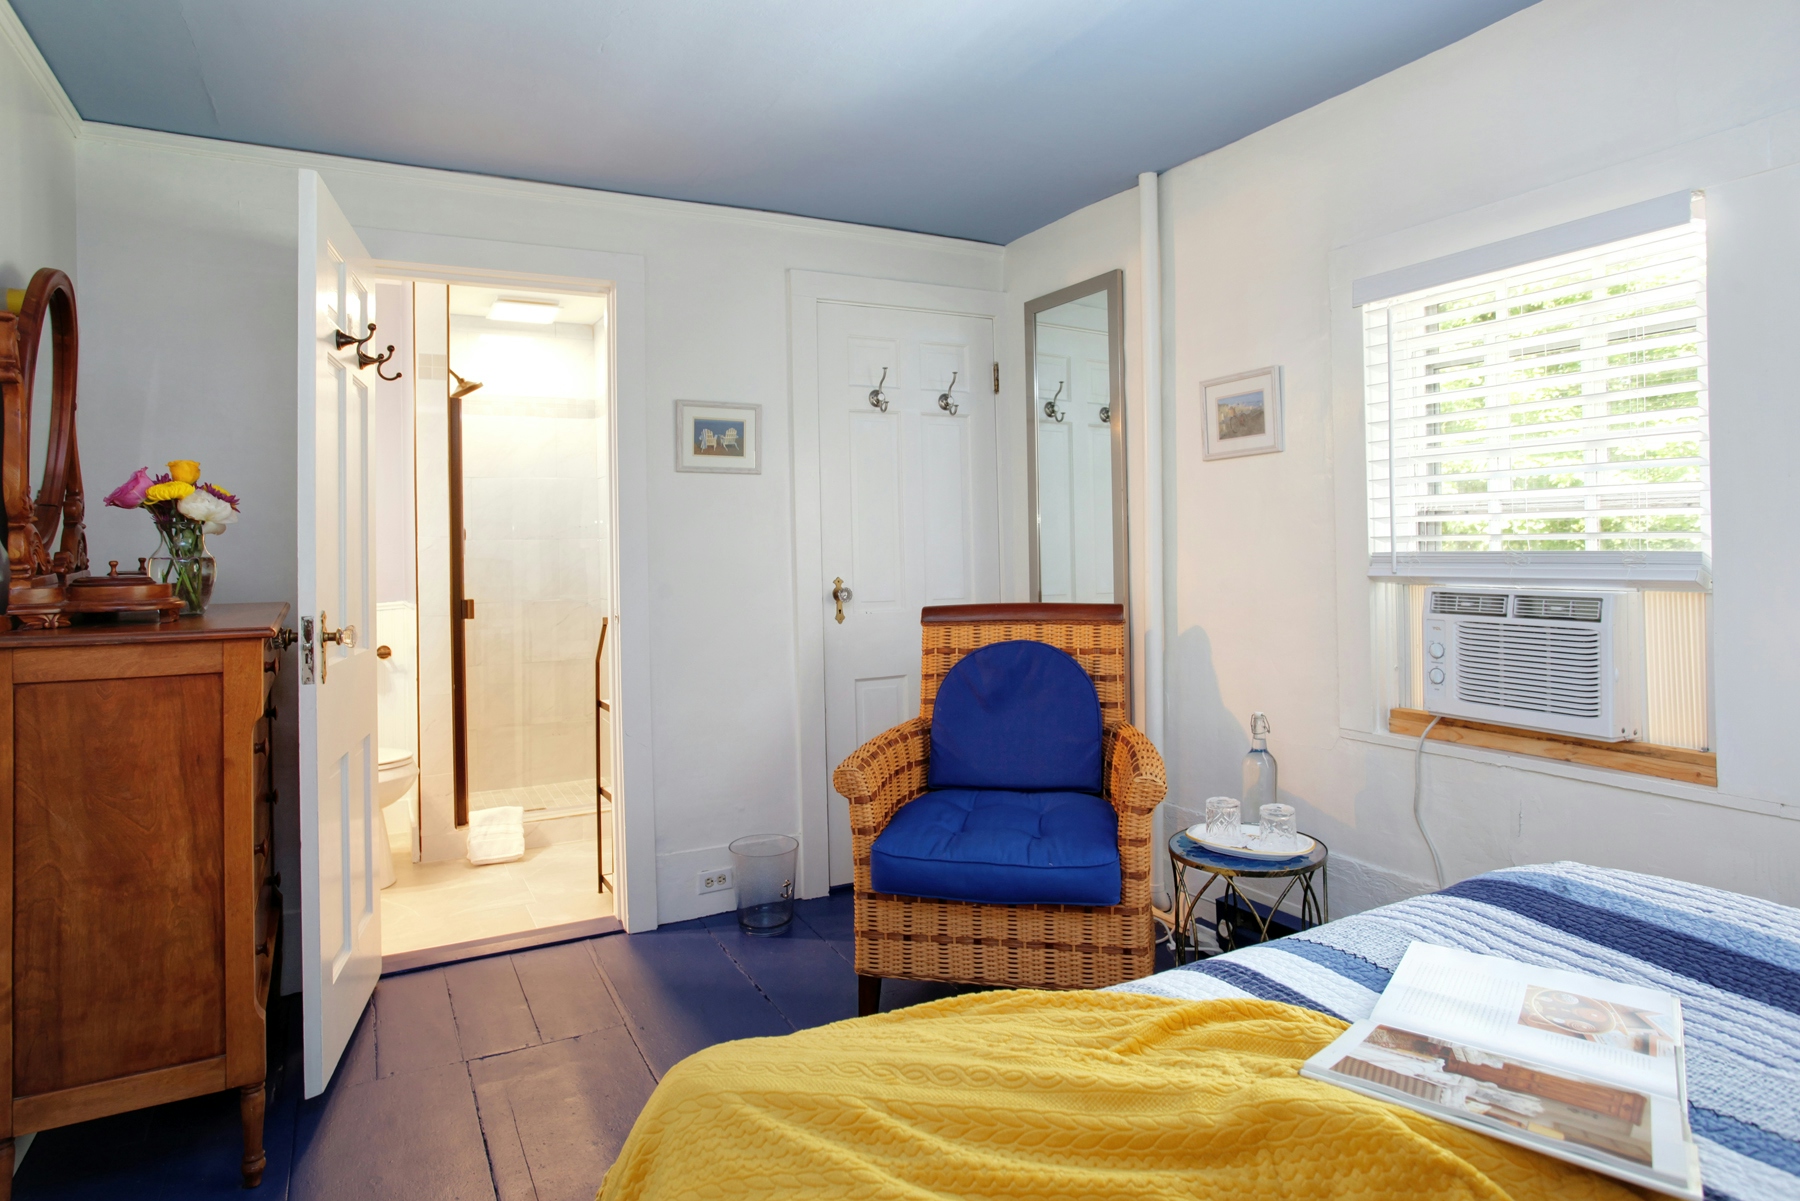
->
(378, 746), (417, 806)
(373, 746), (417, 890)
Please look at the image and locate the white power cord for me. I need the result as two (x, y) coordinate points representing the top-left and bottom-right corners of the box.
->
(1413, 716), (1446, 888)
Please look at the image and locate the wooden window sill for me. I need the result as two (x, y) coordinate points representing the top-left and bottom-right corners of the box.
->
(1387, 708), (1716, 788)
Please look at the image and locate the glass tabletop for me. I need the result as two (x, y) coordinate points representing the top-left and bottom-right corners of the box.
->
(1169, 828), (1329, 877)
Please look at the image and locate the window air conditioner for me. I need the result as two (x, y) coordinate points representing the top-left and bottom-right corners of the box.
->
(1422, 587), (1644, 742)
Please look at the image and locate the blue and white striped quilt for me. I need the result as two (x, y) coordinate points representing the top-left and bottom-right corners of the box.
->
(1112, 861), (1800, 1201)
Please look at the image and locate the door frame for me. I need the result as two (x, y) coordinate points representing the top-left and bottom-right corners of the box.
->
(787, 270), (1007, 900)
(363, 231), (658, 932)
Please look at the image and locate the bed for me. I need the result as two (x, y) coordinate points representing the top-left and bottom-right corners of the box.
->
(601, 863), (1799, 1201)
(1116, 861), (1800, 1201)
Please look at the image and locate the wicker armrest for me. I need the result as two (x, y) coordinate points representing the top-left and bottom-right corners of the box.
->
(1103, 722), (1165, 912)
(833, 716), (930, 882)
(1103, 722), (1167, 817)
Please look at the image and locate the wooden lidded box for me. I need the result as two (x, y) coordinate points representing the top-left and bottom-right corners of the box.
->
(0, 603), (288, 1194)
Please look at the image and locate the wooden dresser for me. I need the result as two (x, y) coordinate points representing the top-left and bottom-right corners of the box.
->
(0, 603), (288, 1195)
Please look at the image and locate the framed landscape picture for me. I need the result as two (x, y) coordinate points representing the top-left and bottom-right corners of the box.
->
(1200, 367), (1283, 460)
(676, 400), (761, 474)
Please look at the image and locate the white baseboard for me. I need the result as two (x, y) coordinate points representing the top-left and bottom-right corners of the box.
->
(655, 843), (743, 925)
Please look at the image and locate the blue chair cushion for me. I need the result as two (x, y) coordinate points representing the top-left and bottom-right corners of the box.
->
(869, 788), (1121, 906)
(927, 640), (1102, 793)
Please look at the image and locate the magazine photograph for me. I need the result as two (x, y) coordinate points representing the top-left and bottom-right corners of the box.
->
(1302, 944), (1701, 1199)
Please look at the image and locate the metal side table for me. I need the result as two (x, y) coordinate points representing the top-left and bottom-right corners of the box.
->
(1167, 828), (1329, 964)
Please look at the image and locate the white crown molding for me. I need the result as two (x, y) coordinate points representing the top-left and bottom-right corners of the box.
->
(76, 120), (1007, 259)
(0, 0), (79, 136)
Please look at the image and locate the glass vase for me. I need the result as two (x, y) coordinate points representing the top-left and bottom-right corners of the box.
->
(149, 523), (216, 616)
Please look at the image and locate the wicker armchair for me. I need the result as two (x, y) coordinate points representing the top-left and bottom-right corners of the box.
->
(833, 603), (1166, 1015)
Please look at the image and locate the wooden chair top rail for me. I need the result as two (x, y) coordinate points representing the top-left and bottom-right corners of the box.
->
(921, 603), (1124, 625)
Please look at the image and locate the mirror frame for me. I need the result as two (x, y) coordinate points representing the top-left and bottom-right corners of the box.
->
(1023, 269), (1127, 608)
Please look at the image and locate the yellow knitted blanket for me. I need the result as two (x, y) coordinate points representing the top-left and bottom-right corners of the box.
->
(599, 991), (1643, 1200)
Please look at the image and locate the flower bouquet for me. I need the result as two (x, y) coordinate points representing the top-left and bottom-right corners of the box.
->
(104, 460), (240, 615)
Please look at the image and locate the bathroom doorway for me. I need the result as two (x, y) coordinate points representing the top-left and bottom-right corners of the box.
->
(371, 276), (619, 960)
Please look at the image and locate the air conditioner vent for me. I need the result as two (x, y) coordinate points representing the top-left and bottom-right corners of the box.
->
(1454, 621), (1604, 718)
(1513, 594), (1603, 622)
(1430, 591), (1507, 617)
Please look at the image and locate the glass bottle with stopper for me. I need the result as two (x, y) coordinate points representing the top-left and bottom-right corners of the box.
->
(1242, 712), (1278, 816)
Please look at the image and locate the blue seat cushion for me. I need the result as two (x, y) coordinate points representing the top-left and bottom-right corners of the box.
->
(928, 640), (1102, 793)
(869, 789), (1121, 906)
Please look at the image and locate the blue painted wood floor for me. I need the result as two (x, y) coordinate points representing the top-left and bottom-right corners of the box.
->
(15, 890), (1029, 1201)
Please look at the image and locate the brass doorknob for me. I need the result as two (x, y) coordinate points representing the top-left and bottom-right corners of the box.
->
(315, 611), (355, 683)
(376, 645), (392, 660)
(831, 577), (852, 624)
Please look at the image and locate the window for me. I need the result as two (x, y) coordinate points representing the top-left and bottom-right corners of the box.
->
(1364, 216), (1709, 585)
(1361, 205), (1714, 757)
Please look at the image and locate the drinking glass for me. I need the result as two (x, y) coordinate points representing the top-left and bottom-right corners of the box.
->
(1204, 796), (1242, 845)
(1258, 803), (1298, 854)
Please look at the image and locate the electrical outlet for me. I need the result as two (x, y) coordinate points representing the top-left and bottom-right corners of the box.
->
(698, 867), (733, 894)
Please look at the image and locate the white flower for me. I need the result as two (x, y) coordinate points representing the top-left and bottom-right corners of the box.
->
(178, 488), (236, 529)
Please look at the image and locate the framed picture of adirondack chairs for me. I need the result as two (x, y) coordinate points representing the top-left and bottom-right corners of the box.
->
(675, 399), (761, 474)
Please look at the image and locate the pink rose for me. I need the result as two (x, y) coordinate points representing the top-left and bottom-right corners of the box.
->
(105, 467), (154, 509)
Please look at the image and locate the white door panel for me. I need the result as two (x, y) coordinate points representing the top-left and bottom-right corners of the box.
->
(848, 412), (903, 606)
(297, 169), (382, 1097)
(920, 415), (970, 603)
(819, 302), (999, 885)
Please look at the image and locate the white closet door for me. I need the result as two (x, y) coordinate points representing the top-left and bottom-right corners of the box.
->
(817, 301), (1000, 885)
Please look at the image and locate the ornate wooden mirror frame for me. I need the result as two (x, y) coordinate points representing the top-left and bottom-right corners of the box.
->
(0, 268), (88, 626)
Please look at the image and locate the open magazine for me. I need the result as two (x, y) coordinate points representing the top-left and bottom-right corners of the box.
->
(1300, 944), (1701, 1199)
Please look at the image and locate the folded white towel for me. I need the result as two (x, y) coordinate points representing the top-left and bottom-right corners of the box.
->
(466, 805), (526, 865)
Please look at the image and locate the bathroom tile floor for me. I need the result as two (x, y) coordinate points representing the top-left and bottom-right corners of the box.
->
(381, 839), (614, 957)
(14, 891), (1150, 1200)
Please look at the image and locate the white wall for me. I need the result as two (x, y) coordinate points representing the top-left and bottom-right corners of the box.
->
(1000, 189), (1148, 639)
(1007, 0), (1800, 914)
(0, 13), (72, 293)
(44, 0), (1799, 944)
(69, 123), (1002, 933)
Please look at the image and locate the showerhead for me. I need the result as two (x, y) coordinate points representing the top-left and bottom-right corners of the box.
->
(448, 369), (483, 400)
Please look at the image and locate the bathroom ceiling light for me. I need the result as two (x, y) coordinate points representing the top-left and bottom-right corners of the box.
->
(488, 298), (560, 324)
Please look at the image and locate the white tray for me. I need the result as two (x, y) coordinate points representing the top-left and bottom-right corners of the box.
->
(1185, 822), (1316, 861)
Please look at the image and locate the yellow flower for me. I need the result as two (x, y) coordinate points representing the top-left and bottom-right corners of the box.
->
(168, 460), (201, 484)
(145, 480), (195, 503)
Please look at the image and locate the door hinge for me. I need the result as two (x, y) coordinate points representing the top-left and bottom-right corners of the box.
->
(992, 362), (1000, 394)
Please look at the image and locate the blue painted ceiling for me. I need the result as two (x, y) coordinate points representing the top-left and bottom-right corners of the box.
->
(14, 0), (1538, 244)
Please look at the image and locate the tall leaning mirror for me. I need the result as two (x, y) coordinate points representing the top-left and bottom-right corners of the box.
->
(1025, 270), (1126, 607)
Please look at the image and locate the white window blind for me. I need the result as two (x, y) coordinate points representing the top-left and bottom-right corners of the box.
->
(1365, 219), (1709, 585)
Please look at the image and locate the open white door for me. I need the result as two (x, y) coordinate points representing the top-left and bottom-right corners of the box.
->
(296, 169), (382, 1097)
